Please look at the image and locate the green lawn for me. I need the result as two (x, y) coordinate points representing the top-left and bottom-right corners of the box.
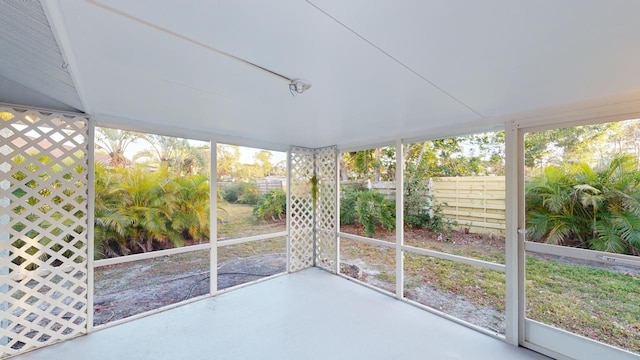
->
(218, 203), (285, 240)
(526, 256), (640, 352)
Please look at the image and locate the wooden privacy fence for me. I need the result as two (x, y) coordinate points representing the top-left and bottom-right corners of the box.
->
(341, 180), (395, 198)
(431, 176), (505, 235)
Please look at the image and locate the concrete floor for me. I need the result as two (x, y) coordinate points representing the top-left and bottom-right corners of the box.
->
(19, 268), (548, 360)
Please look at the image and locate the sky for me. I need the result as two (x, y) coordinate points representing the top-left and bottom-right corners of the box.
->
(237, 145), (286, 165)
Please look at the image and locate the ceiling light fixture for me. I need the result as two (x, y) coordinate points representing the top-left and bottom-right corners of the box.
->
(289, 79), (312, 96)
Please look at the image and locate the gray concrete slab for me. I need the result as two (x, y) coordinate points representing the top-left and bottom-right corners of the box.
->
(19, 268), (548, 359)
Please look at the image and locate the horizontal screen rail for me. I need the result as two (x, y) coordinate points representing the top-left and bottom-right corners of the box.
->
(338, 232), (395, 248)
(338, 232), (505, 272)
(525, 241), (640, 268)
(217, 231), (288, 247)
(94, 231), (288, 268)
(94, 243), (210, 268)
(402, 245), (506, 272)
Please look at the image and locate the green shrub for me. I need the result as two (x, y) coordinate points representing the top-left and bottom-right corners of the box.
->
(341, 185), (396, 237)
(340, 185), (362, 225)
(526, 154), (640, 255)
(403, 176), (457, 236)
(354, 189), (395, 237)
(221, 183), (240, 202)
(425, 203), (458, 237)
(253, 189), (286, 221)
(404, 202), (457, 237)
(222, 181), (260, 205)
(405, 213), (430, 228)
(237, 182), (260, 204)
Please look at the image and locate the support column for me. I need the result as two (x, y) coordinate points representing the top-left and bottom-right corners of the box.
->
(395, 140), (404, 299)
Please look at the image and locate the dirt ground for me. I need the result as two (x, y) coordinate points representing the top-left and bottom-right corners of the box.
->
(94, 225), (505, 328)
(93, 251), (285, 326)
(94, 224), (637, 340)
(339, 225), (508, 334)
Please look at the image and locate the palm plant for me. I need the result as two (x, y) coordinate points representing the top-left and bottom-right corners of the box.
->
(119, 167), (181, 252)
(94, 163), (214, 258)
(526, 155), (640, 255)
(93, 163), (131, 258)
(172, 174), (210, 242)
(95, 127), (140, 167)
(134, 134), (207, 175)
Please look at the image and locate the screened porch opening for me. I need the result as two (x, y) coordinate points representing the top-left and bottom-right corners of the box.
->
(3, 1), (640, 359)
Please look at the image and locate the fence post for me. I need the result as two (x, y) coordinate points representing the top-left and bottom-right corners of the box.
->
(427, 178), (434, 218)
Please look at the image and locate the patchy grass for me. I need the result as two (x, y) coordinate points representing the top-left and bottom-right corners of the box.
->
(526, 256), (640, 352)
(404, 253), (506, 312)
(404, 231), (506, 265)
(340, 239), (396, 293)
(217, 203), (287, 262)
(340, 227), (640, 354)
(218, 236), (286, 262)
(218, 203), (285, 239)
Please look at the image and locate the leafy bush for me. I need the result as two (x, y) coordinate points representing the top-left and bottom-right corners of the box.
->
(237, 182), (260, 204)
(425, 203), (458, 236)
(405, 201), (457, 237)
(526, 154), (640, 255)
(253, 189), (286, 221)
(354, 190), (395, 237)
(340, 185), (395, 237)
(404, 175), (457, 236)
(340, 184), (363, 225)
(221, 183), (240, 202)
(222, 181), (260, 205)
(405, 213), (431, 228)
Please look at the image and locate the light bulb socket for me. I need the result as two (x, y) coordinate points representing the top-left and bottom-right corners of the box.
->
(289, 79), (311, 94)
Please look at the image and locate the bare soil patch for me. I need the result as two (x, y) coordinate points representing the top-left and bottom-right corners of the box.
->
(340, 225), (507, 333)
(94, 251), (285, 326)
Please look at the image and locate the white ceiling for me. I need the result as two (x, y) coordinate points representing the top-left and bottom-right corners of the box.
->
(21, 1), (640, 149)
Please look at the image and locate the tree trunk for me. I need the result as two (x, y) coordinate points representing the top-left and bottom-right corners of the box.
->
(340, 158), (349, 181)
(374, 148), (381, 181)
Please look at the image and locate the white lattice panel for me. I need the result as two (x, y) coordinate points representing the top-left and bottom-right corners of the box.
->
(315, 147), (337, 272)
(0, 107), (88, 358)
(288, 147), (314, 272)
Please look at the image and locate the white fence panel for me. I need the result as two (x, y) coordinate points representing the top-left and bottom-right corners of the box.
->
(315, 146), (337, 273)
(288, 147), (314, 272)
(0, 107), (88, 357)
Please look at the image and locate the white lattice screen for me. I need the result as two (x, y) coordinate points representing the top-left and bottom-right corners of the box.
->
(287, 146), (337, 273)
(314, 146), (337, 272)
(288, 147), (315, 272)
(0, 107), (88, 358)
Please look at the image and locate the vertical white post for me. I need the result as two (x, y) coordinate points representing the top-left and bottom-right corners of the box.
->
(312, 151), (317, 267)
(0, 178), (9, 345)
(504, 120), (524, 345)
(286, 149), (291, 273)
(210, 141), (218, 295)
(334, 147), (340, 274)
(395, 139), (404, 299)
(0, 133), (7, 337)
(86, 119), (95, 332)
